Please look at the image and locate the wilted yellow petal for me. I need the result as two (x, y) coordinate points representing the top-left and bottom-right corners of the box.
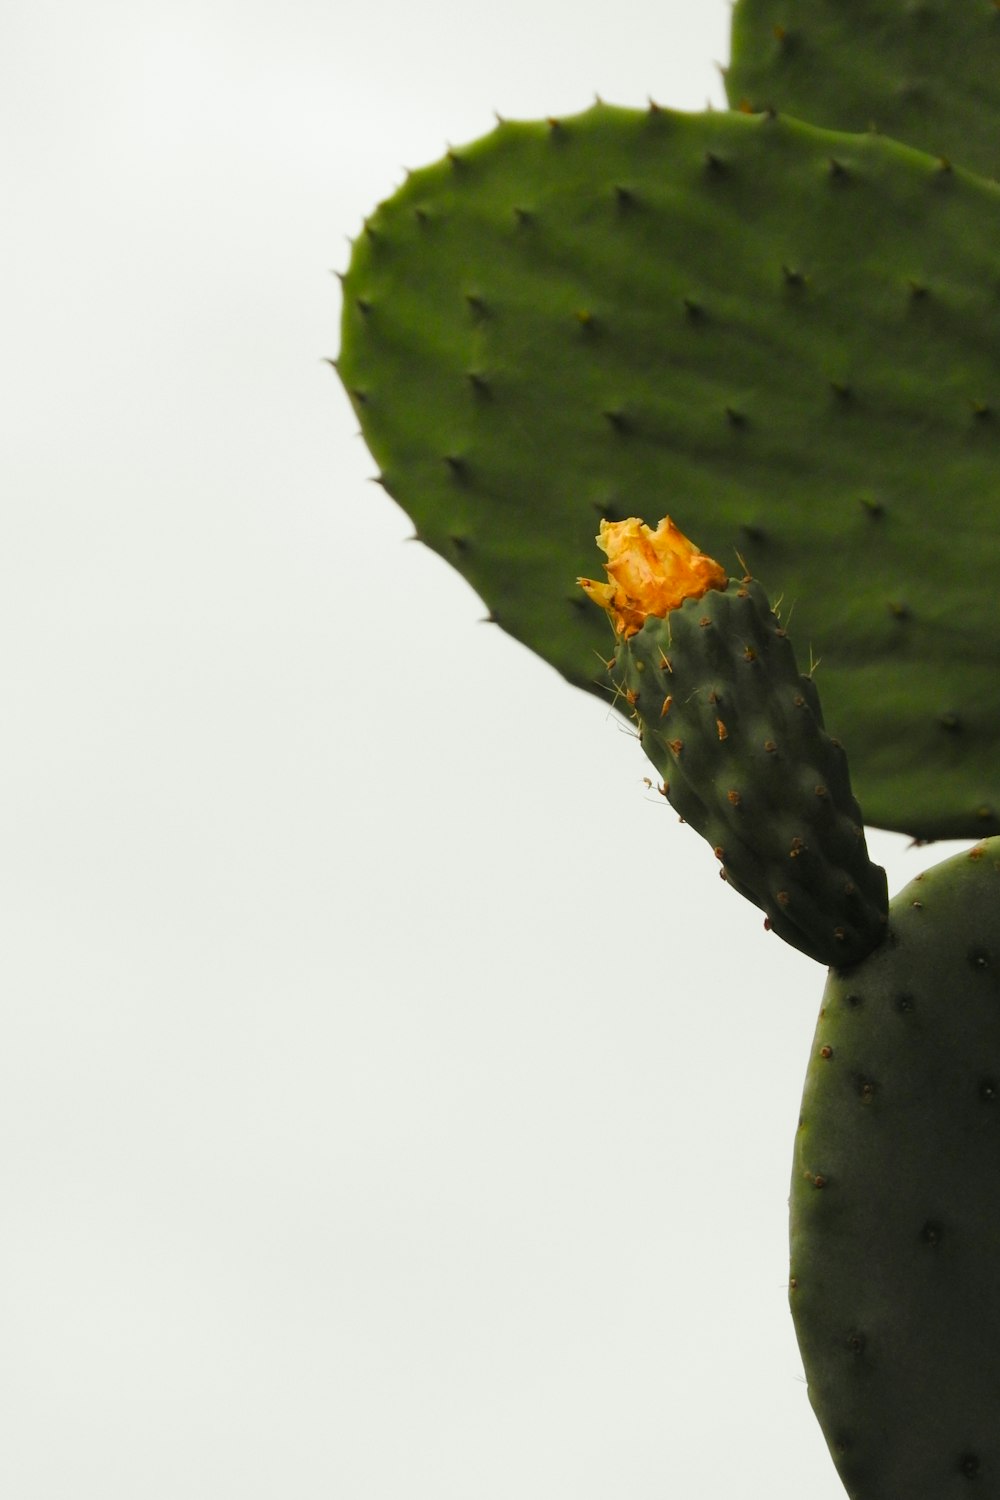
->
(578, 516), (727, 636)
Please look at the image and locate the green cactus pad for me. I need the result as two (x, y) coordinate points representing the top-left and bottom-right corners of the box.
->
(727, 0), (1000, 182)
(791, 839), (1000, 1498)
(338, 103), (1000, 840)
(612, 578), (887, 966)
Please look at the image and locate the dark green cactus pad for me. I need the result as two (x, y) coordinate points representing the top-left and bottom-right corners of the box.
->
(791, 839), (1000, 1498)
(612, 578), (887, 966)
(727, 0), (1000, 182)
(338, 103), (1000, 840)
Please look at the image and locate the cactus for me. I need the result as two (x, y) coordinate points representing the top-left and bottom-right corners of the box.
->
(339, 102), (1000, 841)
(727, 0), (1000, 181)
(587, 518), (888, 966)
(336, 7), (1000, 1498)
(791, 840), (1000, 1498)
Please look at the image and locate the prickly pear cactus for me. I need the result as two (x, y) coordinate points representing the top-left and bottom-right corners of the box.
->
(590, 517), (888, 965)
(791, 840), (1000, 1498)
(339, 102), (1000, 841)
(338, 7), (1000, 1498)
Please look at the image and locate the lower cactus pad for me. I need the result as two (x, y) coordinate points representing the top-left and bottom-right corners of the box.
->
(791, 839), (1000, 1497)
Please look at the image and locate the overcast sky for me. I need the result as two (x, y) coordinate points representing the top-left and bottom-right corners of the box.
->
(4, 3), (966, 1496)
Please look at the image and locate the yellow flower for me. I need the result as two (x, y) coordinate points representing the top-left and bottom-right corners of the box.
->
(578, 516), (727, 637)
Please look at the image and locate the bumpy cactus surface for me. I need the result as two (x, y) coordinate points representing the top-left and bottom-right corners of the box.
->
(340, 103), (1000, 840)
(728, 0), (1000, 180)
(592, 519), (888, 965)
(791, 840), (1000, 1498)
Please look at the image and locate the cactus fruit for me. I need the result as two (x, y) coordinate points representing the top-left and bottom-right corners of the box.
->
(339, 102), (1000, 841)
(727, 0), (1000, 181)
(791, 839), (1000, 1497)
(588, 517), (888, 966)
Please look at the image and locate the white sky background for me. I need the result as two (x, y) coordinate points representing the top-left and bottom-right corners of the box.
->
(3, 3), (968, 1496)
